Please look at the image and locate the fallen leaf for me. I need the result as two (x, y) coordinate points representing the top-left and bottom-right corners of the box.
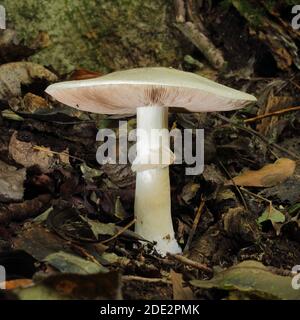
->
(81, 215), (145, 242)
(0, 160), (26, 202)
(69, 69), (102, 80)
(0, 62), (57, 101)
(44, 251), (108, 274)
(1, 109), (24, 121)
(46, 206), (96, 242)
(13, 225), (74, 261)
(0, 194), (51, 225)
(13, 272), (121, 300)
(114, 196), (130, 220)
(23, 93), (49, 113)
(190, 260), (300, 300)
(258, 204), (286, 235)
(80, 163), (103, 182)
(258, 204), (285, 225)
(9, 132), (69, 172)
(170, 270), (194, 300)
(257, 95), (296, 136)
(4, 279), (33, 290)
(33, 207), (53, 223)
(180, 182), (200, 205)
(260, 173), (300, 205)
(225, 158), (296, 187)
(80, 216), (118, 238)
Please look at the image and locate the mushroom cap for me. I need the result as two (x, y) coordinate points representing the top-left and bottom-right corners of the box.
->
(45, 67), (256, 114)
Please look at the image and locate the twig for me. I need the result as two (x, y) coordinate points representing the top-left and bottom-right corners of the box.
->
(174, 0), (186, 23)
(100, 219), (136, 244)
(122, 275), (171, 284)
(183, 196), (205, 253)
(168, 253), (212, 273)
(290, 80), (300, 91)
(240, 187), (272, 204)
(214, 113), (300, 160)
(175, 22), (225, 69)
(244, 106), (300, 123)
(33, 146), (84, 162)
(218, 160), (249, 211)
(69, 242), (102, 266)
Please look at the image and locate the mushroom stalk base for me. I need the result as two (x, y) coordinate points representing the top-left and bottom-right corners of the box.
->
(134, 106), (182, 256)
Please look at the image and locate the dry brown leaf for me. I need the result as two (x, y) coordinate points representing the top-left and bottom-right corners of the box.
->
(170, 270), (194, 300)
(0, 62), (57, 100)
(23, 93), (50, 113)
(9, 132), (69, 172)
(257, 95), (296, 135)
(0, 160), (26, 202)
(69, 69), (102, 80)
(4, 279), (33, 290)
(225, 158), (296, 187)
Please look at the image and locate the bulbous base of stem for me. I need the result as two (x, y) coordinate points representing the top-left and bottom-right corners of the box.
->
(152, 236), (182, 256)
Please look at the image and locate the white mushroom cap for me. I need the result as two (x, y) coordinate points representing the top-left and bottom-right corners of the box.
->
(46, 67), (256, 114)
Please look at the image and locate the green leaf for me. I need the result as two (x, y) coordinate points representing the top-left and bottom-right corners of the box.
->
(80, 163), (103, 182)
(33, 207), (53, 223)
(114, 196), (129, 220)
(80, 215), (145, 242)
(1, 109), (24, 121)
(80, 216), (117, 239)
(191, 260), (300, 300)
(257, 204), (285, 225)
(44, 251), (108, 274)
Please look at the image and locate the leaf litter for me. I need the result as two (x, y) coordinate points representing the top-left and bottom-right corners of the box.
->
(0, 1), (300, 300)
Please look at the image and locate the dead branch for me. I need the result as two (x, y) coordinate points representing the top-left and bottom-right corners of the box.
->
(174, 0), (186, 23)
(183, 196), (205, 253)
(122, 275), (171, 284)
(168, 253), (213, 273)
(176, 21), (225, 69)
(244, 105), (300, 123)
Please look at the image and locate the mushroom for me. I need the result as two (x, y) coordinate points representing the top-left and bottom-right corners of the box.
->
(45, 67), (256, 255)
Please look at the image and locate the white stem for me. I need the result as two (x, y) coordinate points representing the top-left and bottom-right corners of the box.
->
(134, 106), (182, 255)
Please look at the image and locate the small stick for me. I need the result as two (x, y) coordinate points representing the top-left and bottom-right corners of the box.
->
(100, 219), (136, 244)
(244, 106), (300, 123)
(122, 275), (171, 284)
(218, 160), (249, 211)
(215, 113), (300, 160)
(240, 187), (272, 204)
(183, 197), (205, 253)
(174, 0), (186, 23)
(290, 80), (300, 91)
(33, 145), (84, 162)
(175, 22), (225, 70)
(69, 242), (102, 266)
(168, 253), (212, 273)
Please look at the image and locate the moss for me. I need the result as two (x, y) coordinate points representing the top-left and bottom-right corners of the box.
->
(2, 0), (183, 74)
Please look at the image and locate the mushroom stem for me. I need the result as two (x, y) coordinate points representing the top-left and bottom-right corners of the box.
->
(133, 106), (182, 255)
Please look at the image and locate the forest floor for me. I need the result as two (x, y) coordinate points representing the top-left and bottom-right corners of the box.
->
(0, 1), (299, 300)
